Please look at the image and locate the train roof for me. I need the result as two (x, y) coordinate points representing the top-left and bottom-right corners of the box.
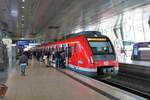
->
(63, 31), (105, 39)
(39, 31), (108, 47)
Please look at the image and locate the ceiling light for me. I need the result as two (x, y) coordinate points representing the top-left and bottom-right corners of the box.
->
(22, 6), (24, 8)
(22, 0), (25, 2)
(11, 9), (18, 17)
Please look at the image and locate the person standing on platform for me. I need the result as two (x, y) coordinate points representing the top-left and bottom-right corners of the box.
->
(19, 52), (28, 76)
(55, 50), (61, 68)
(43, 53), (48, 67)
(60, 51), (66, 68)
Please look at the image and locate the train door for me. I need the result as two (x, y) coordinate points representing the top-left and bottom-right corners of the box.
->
(63, 44), (69, 66)
(66, 43), (79, 69)
(73, 43), (78, 67)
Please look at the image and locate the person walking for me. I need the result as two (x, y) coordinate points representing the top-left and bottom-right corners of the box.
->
(19, 52), (28, 76)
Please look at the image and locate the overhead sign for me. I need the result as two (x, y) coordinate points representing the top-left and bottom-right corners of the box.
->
(16, 40), (37, 46)
(16, 40), (29, 46)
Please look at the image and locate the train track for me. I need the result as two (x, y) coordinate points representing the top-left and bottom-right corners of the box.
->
(118, 72), (150, 83)
(119, 63), (150, 80)
(101, 80), (150, 99)
(97, 72), (150, 99)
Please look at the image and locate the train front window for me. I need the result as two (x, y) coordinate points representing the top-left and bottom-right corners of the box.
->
(89, 41), (113, 55)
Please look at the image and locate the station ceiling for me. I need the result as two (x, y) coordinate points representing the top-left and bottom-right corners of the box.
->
(0, 0), (150, 41)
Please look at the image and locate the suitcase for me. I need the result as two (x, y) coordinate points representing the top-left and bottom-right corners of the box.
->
(0, 84), (7, 97)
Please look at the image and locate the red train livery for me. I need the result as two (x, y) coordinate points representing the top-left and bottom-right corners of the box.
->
(39, 31), (119, 77)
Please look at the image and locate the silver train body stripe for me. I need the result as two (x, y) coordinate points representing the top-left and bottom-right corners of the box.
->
(68, 64), (97, 72)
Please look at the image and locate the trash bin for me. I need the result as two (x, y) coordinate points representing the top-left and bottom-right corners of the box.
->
(0, 84), (7, 98)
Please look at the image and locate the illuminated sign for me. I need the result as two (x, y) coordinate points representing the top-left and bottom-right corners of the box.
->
(16, 40), (29, 46)
(87, 38), (107, 41)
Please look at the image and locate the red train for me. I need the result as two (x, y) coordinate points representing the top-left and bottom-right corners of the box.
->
(38, 31), (119, 77)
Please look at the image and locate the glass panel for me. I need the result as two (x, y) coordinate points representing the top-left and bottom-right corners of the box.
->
(122, 11), (135, 41)
(132, 8), (145, 42)
(89, 41), (113, 55)
(143, 5), (150, 41)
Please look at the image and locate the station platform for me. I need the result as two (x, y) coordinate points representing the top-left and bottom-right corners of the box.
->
(4, 59), (146, 100)
(118, 55), (150, 67)
(118, 55), (150, 78)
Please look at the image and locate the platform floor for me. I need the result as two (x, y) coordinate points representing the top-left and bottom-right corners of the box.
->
(4, 59), (109, 100)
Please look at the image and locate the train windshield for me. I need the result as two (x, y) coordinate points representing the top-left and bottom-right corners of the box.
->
(89, 41), (114, 55)
(89, 41), (115, 60)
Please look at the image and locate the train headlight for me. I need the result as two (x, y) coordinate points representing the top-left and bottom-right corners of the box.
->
(113, 61), (119, 67)
(114, 67), (119, 71)
(113, 61), (117, 64)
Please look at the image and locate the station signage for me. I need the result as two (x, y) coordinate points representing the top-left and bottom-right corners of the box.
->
(16, 40), (29, 46)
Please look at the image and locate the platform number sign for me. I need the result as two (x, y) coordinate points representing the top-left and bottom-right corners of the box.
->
(133, 45), (138, 56)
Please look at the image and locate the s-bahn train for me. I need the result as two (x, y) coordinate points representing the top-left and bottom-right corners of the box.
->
(38, 31), (119, 77)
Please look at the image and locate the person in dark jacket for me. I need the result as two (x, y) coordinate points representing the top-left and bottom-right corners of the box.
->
(19, 52), (28, 76)
(59, 51), (66, 68)
(55, 51), (61, 68)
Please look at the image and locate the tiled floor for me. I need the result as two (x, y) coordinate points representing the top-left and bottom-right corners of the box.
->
(4, 59), (109, 100)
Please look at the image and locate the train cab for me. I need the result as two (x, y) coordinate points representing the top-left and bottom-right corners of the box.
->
(87, 36), (119, 77)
